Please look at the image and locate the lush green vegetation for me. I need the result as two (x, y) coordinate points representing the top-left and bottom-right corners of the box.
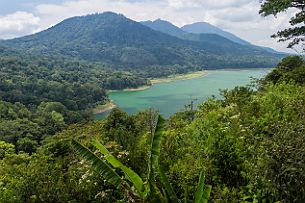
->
(0, 5), (299, 202)
(1, 12), (283, 69)
(0, 50), (151, 108)
(0, 100), (85, 155)
(262, 56), (305, 85)
(1, 56), (305, 202)
(71, 115), (211, 203)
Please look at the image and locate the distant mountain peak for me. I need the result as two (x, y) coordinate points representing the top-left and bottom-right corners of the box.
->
(66, 12), (124, 20)
(184, 22), (214, 26)
(141, 18), (281, 54)
(181, 22), (251, 46)
(89, 11), (125, 18)
(184, 22), (216, 27)
(59, 12), (127, 25)
(154, 18), (173, 24)
(141, 19), (186, 37)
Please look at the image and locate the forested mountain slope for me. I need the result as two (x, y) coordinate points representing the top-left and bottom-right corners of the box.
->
(142, 19), (283, 55)
(181, 22), (251, 45)
(1, 12), (282, 69)
(141, 19), (187, 37)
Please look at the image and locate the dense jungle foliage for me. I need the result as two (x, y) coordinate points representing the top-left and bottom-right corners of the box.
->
(1, 56), (305, 202)
(0, 49), (150, 109)
(0, 45), (210, 109)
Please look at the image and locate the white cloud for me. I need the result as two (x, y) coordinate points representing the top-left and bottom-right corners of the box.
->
(0, 0), (296, 52)
(167, 0), (251, 10)
(0, 11), (40, 39)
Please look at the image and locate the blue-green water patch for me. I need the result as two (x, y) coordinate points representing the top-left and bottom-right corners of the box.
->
(96, 69), (270, 119)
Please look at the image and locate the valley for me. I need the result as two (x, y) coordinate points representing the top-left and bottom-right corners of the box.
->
(1, 3), (305, 202)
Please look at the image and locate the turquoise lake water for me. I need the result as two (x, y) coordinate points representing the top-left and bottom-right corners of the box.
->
(95, 69), (271, 119)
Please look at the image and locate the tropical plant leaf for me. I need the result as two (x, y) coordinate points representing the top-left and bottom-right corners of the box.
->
(151, 115), (165, 169)
(184, 186), (189, 203)
(145, 114), (166, 201)
(162, 187), (169, 203)
(147, 179), (167, 203)
(159, 167), (180, 203)
(148, 114), (166, 181)
(194, 172), (206, 203)
(71, 139), (122, 187)
(200, 185), (212, 203)
(92, 139), (146, 197)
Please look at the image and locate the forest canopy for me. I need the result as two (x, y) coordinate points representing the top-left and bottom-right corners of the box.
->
(1, 56), (305, 202)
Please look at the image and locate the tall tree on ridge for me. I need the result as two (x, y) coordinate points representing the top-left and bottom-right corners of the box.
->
(260, 0), (305, 50)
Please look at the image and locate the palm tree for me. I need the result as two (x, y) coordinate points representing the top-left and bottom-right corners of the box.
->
(71, 115), (211, 202)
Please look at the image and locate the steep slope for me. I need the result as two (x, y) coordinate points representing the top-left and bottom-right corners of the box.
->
(181, 22), (284, 54)
(140, 19), (202, 42)
(181, 22), (251, 46)
(141, 19), (186, 37)
(4, 12), (188, 67)
(0, 45), (18, 56)
(1, 12), (282, 69)
(144, 19), (282, 55)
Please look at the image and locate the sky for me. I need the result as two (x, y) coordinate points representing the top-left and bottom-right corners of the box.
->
(0, 0), (297, 53)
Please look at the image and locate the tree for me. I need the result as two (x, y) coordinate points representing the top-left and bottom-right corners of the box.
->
(0, 141), (15, 159)
(260, 0), (305, 49)
(16, 137), (38, 155)
(262, 56), (305, 84)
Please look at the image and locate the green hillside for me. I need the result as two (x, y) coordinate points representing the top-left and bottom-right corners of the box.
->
(2, 12), (282, 69)
(1, 7), (304, 203)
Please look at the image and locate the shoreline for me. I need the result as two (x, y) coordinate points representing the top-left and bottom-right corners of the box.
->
(107, 85), (152, 93)
(93, 100), (116, 115)
(151, 70), (209, 84)
(95, 71), (208, 114)
(205, 67), (273, 72)
(108, 70), (209, 93)
(94, 68), (269, 115)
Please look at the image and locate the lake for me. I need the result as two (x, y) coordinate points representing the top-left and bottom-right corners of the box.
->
(95, 69), (270, 119)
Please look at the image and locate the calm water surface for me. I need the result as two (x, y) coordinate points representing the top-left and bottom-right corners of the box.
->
(96, 69), (270, 119)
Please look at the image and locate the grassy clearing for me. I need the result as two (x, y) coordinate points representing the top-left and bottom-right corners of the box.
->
(150, 70), (208, 84)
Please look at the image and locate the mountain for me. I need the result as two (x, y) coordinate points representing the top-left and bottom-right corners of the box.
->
(181, 22), (251, 46)
(0, 45), (18, 56)
(1, 12), (282, 70)
(182, 22), (286, 54)
(143, 19), (282, 55)
(141, 19), (186, 37)
(141, 19), (201, 41)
